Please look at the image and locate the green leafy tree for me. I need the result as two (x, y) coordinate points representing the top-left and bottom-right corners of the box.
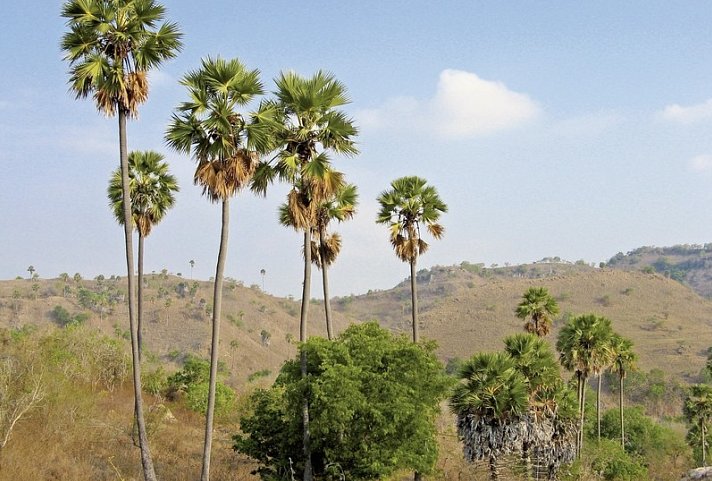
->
(166, 56), (265, 481)
(234, 322), (449, 481)
(376, 176), (447, 343)
(610, 334), (637, 448)
(515, 286), (559, 337)
(108, 151), (178, 358)
(557, 314), (614, 457)
(684, 384), (712, 466)
(61, 2), (181, 479)
(251, 70), (358, 481)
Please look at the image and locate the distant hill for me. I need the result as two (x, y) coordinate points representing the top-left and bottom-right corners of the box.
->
(605, 244), (712, 299)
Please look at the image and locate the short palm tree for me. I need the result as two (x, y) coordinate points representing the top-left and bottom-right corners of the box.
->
(685, 384), (712, 466)
(556, 313), (613, 457)
(515, 287), (559, 337)
(376, 176), (447, 343)
(251, 71), (358, 481)
(609, 334), (636, 448)
(108, 151), (178, 358)
(451, 352), (529, 481)
(61, 2), (181, 479)
(165, 56), (265, 481)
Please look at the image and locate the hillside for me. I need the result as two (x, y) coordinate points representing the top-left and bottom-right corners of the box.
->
(606, 244), (712, 299)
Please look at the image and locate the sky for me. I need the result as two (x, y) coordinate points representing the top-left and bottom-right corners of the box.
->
(3, 1), (712, 298)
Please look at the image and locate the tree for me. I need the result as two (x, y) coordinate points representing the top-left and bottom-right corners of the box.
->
(61, 2), (181, 479)
(190, 259), (195, 280)
(684, 384), (712, 466)
(251, 70), (358, 481)
(515, 286), (559, 337)
(108, 151), (178, 358)
(234, 322), (450, 481)
(610, 334), (637, 448)
(26, 266), (35, 280)
(166, 56), (265, 481)
(310, 183), (357, 340)
(556, 313), (613, 457)
(377, 176), (447, 344)
(450, 352), (529, 481)
(260, 268), (265, 291)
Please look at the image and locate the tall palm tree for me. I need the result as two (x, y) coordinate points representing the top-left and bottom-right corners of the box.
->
(61, 3), (181, 480)
(165, 56), (265, 481)
(376, 176), (447, 343)
(685, 384), (712, 466)
(609, 334), (636, 448)
(451, 352), (529, 481)
(309, 183), (357, 339)
(251, 70), (358, 481)
(515, 287), (560, 337)
(556, 313), (613, 457)
(108, 151), (178, 358)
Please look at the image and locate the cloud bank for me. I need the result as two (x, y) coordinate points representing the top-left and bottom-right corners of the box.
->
(357, 69), (540, 139)
(660, 98), (712, 123)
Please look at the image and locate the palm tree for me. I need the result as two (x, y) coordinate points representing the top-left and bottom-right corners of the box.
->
(312, 183), (357, 340)
(166, 56), (265, 481)
(61, 3), (181, 479)
(609, 334), (636, 448)
(556, 313), (613, 457)
(190, 259), (195, 280)
(451, 352), (529, 481)
(376, 176), (447, 343)
(685, 384), (712, 466)
(108, 151), (178, 358)
(515, 287), (559, 337)
(251, 70), (358, 481)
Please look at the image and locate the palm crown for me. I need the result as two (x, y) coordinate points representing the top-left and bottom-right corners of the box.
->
(166, 57), (266, 202)
(107, 150), (178, 236)
(556, 314), (614, 379)
(515, 287), (560, 337)
(61, 0), (182, 117)
(376, 176), (447, 263)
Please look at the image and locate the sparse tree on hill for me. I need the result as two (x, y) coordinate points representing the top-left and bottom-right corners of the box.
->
(108, 151), (178, 358)
(515, 286), (559, 337)
(61, 2), (181, 479)
(684, 384), (712, 466)
(190, 259), (195, 280)
(251, 70), (358, 481)
(166, 56), (266, 481)
(26, 266), (34, 280)
(610, 334), (637, 448)
(377, 176), (447, 343)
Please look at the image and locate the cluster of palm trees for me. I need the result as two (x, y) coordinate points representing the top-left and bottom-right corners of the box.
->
(450, 287), (639, 480)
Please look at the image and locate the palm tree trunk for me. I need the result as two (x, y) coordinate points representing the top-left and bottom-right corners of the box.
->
(703, 422), (707, 467)
(489, 453), (499, 481)
(301, 229), (313, 481)
(119, 109), (157, 481)
(597, 374), (602, 442)
(619, 374), (625, 448)
(138, 232), (144, 362)
(576, 372), (583, 457)
(580, 376), (587, 456)
(319, 228), (333, 340)
(410, 256), (419, 343)
(200, 199), (230, 481)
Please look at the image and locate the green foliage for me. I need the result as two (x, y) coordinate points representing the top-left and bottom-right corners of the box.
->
(234, 322), (451, 480)
(186, 382), (235, 417)
(51, 305), (88, 327)
(575, 438), (648, 481)
(166, 355), (232, 415)
(142, 366), (169, 396)
(247, 369), (271, 382)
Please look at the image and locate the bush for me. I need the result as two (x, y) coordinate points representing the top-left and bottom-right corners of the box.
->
(186, 381), (236, 416)
(564, 439), (647, 481)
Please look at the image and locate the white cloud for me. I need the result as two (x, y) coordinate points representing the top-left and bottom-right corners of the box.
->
(148, 70), (176, 88)
(689, 154), (712, 172)
(355, 69), (540, 139)
(660, 98), (712, 123)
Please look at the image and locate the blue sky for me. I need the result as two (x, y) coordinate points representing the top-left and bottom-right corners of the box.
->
(3, 2), (712, 298)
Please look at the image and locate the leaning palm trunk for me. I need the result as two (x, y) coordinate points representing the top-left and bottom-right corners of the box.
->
(301, 229), (313, 481)
(119, 109), (157, 481)
(319, 228), (333, 340)
(138, 232), (145, 360)
(410, 255), (419, 343)
(597, 374), (602, 442)
(201, 199), (230, 481)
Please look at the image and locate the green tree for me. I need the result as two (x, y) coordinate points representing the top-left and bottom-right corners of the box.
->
(108, 151), (178, 358)
(684, 384), (712, 466)
(234, 322), (449, 481)
(376, 176), (447, 343)
(251, 70), (358, 481)
(556, 313), (614, 457)
(610, 334), (637, 448)
(166, 56), (265, 481)
(26, 265), (35, 280)
(515, 286), (560, 337)
(61, 2), (181, 479)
